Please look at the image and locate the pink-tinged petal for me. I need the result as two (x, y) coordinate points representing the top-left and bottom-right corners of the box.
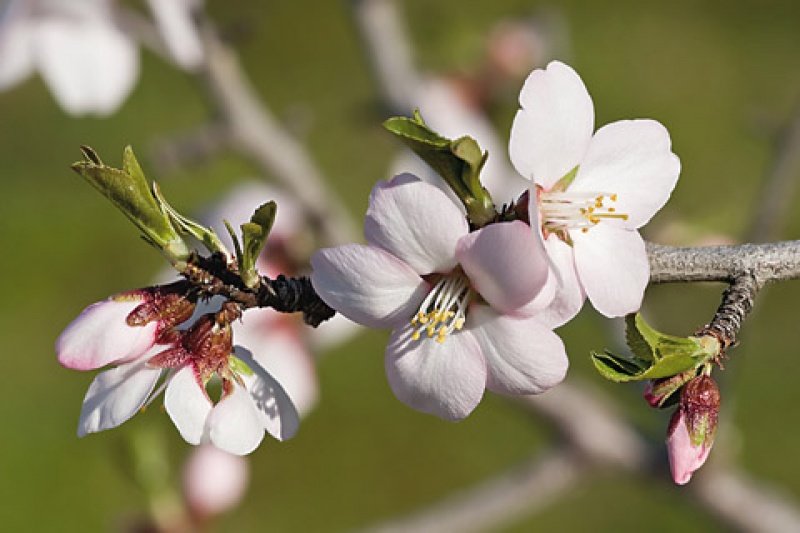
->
(572, 225), (649, 317)
(77, 350), (164, 437)
(57, 298), (158, 370)
(667, 411), (711, 485)
(207, 384), (265, 456)
(385, 325), (486, 421)
(183, 445), (249, 518)
(529, 235), (585, 328)
(311, 244), (428, 329)
(165, 365), (212, 445)
(237, 347), (300, 441)
(33, 15), (138, 116)
(233, 321), (318, 417)
(571, 119), (681, 229)
(457, 221), (549, 314)
(365, 174), (468, 274)
(469, 305), (568, 395)
(509, 61), (594, 188)
(146, 0), (204, 70)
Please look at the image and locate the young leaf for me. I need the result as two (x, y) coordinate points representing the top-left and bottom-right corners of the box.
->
(151, 182), (231, 260)
(592, 313), (719, 382)
(239, 201), (277, 289)
(71, 146), (190, 263)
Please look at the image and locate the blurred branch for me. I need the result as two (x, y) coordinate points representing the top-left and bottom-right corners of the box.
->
(747, 105), (800, 242)
(360, 450), (583, 533)
(194, 17), (358, 246)
(350, 0), (421, 114)
(149, 123), (230, 176)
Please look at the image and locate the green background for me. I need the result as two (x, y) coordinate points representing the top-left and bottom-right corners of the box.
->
(1, 0), (799, 530)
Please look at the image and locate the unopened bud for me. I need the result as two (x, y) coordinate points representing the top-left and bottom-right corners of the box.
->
(643, 369), (696, 408)
(183, 445), (249, 519)
(666, 375), (720, 485)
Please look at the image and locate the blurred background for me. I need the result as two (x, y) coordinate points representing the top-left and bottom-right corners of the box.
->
(1, 0), (800, 530)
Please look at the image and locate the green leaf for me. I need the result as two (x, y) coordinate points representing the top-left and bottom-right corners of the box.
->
(383, 112), (495, 226)
(239, 201), (277, 289)
(592, 313), (719, 382)
(71, 146), (190, 263)
(151, 182), (230, 259)
(229, 354), (255, 377)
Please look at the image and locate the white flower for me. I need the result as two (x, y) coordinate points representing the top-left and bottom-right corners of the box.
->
(0, 0), (139, 116)
(312, 174), (567, 421)
(510, 61), (681, 322)
(146, 0), (204, 70)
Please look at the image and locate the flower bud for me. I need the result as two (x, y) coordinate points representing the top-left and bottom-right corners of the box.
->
(666, 375), (720, 484)
(183, 444), (249, 519)
(643, 369), (696, 408)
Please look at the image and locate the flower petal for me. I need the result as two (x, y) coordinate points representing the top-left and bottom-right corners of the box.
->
(33, 13), (138, 116)
(237, 347), (300, 442)
(77, 352), (163, 437)
(365, 174), (469, 274)
(56, 298), (158, 370)
(572, 225), (649, 317)
(667, 411), (711, 485)
(457, 221), (549, 314)
(207, 383), (265, 456)
(233, 318), (318, 417)
(311, 244), (428, 329)
(570, 119), (681, 228)
(469, 305), (568, 395)
(509, 61), (594, 189)
(385, 325), (486, 421)
(533, 235), (585, 328)
(165, 365), (212, 445)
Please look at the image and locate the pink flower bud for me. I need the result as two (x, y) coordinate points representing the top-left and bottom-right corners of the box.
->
(183, 445), (249, 518)
(666, 375), (720, 484)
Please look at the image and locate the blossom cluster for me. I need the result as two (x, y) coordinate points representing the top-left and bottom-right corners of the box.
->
(57, 61), (702, 487)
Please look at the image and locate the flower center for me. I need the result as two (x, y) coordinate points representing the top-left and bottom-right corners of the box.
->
(540, 190), (628, 234)
(410, 272), (472, 344)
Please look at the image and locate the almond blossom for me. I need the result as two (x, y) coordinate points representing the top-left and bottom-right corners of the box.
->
(311, 174), (567, 421)
(58, 286), (299, 455)
(510, 61), (681, 321)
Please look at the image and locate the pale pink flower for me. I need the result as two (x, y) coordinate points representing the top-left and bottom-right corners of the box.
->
(0, 0), (139, 116)
(183, 444), (249, 518)
(667, 410), (712, 485)
(311, 174), (567, 421)
(510, 61), (681, 322)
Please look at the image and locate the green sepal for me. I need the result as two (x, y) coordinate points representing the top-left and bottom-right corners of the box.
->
(383, 111), (495, 226)
(550, 165), (579, 192)
(591, 313), (719, 383)
(71, 146), (190, 263)
(239, 201), (277, 289)
(151, 182), (230, 259)
(229, 354), (255, 377)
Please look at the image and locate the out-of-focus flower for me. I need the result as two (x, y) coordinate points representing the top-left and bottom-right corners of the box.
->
(510, 61), (681, 323)
(666, 374), (720, 484)
(0, 0), (139, 116)
(312, 174), (567, 421)
(183, 444), (249, 519)
(146, 0), (204, 70)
